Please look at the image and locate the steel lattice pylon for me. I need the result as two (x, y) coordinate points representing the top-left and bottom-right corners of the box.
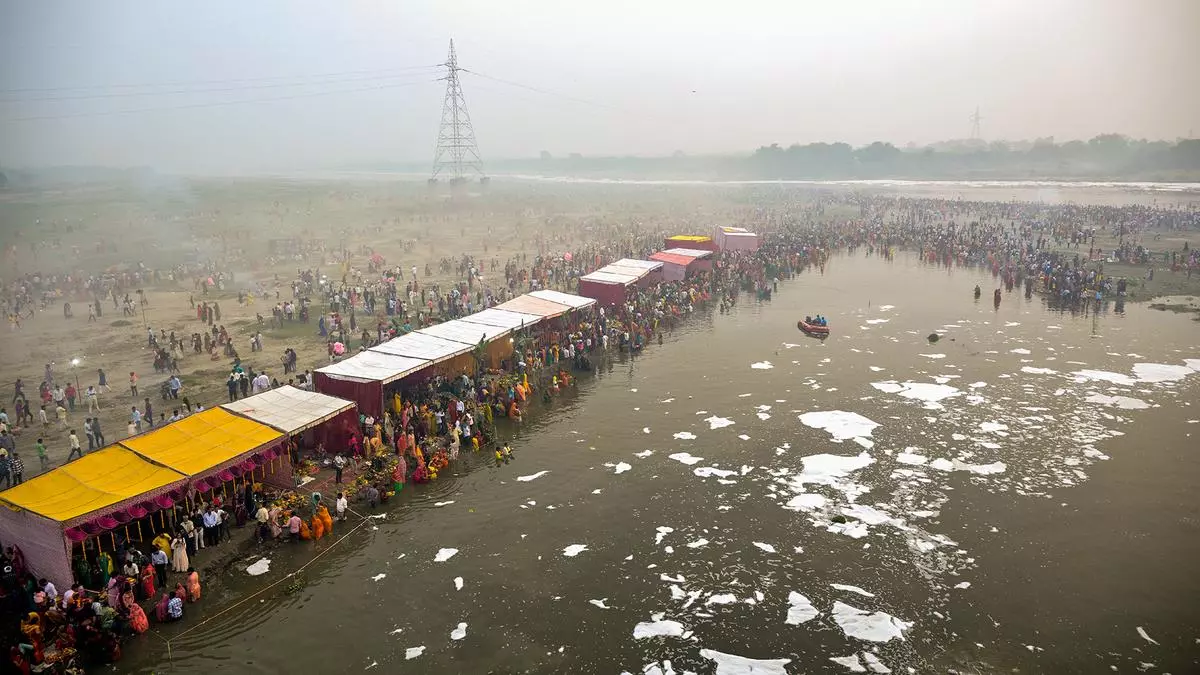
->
(431, 39), (486, 184)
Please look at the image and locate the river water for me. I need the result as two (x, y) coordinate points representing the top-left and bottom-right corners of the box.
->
(124, 251), (1199, 675)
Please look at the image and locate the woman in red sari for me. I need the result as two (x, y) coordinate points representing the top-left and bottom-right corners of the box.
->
(139, 563), (156, 600)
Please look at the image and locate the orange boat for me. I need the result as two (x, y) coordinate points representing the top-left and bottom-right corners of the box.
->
(798, 319), (830, 336)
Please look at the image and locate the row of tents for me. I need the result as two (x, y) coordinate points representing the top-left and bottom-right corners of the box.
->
(0, 386), (358, 589)
(312, 289), (597, 419)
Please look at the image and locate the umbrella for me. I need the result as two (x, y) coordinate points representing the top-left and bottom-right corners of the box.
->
(563, 252), (573, 262)
(332, 342), (346, 355)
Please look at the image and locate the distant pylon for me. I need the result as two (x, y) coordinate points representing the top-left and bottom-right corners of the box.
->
(969, 106), (982, 140)
(431, 39), (486, 184)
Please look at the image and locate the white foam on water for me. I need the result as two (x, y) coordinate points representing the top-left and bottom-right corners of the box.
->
(861, 652), (892, 674)
(792, 452), (875, 488)
(434, 548), (459, 562)
(655, 527), (674, 545)
(454, 576), (463, 591)
(831, 601), (913, 642)
(405, 646), (425, 660)
(738, 434), (751, 440)
(830, 654), (867, 672)
(753, 541), (777, 553)
(371, 573), (386, 582)
(1085, 393), (1150, 409)
(433, 500), (455, 507)
(614, 462), (633, 474)
(928, 459), (1007, 475)
(673, 432), (698, 440)
(706, 593), (738, 605)
(785, 591), (819, 625)
(871, 381), (961, 409)
(968, 381), (987, 388)
(1005, 321), (1021, 327)
(516, 470), (550, 482)
(634, 450), (655, 458)
(979, 421), (1008, 433)
(633, 617), (686, 639)
(1020, 366), (1057, 375)
(699, 649), (791, 675)
(866, 318), (889, 324)
(757, 412), (772, 420)
(562, 544), (588, 557)
(879, 305), (895, 311)
(830, 583), (876, 597)
(799, 410), (880, 442)
(784, 493), (828, 511)
(643, 427), (651, 434)
(686, 538), (709, 548)
(1136, 626), (1160, 645)
(895, 451), (927, 465)
(1010, 348), (1031, 355)
(1132, 362), (1194, 383)
(669, 452), (704, 465)
(918, 353), (946, 359)
(751, 361), (775, 370)
(589, 598), (609, 609)
(246, 558), (271, 576)
(694, 466), (738, 478)
(704, 415), (735, 429)
(869, 366), (885, 372)
(1073, 369), (1139, 386)
(954, 582), (971, 589)
(450, 622), (468, 640)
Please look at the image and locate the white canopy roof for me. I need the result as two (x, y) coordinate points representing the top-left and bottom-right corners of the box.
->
(315, 350), (430, 384)
(221, 385), (355, 435)
(662, 247), (713, 259)
(494, 294), (573, 318)
(580, 270), (640, 285)
(370, 332), (474, 362)
(528, 289), (597, 309)
(612, 258), (664, 271)
(417, 319), (510, 346)
(459, 308), (541, 330)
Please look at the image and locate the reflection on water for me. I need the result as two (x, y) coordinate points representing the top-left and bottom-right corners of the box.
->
(123, 252), (1200, 675)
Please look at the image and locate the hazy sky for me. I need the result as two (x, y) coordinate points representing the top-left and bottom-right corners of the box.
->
(1, 0), (1196, 172)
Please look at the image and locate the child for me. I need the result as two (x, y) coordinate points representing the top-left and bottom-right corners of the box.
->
(335, 491), (347, 522)
(503, 442), (514, 461)
(35, 438), (47, 469)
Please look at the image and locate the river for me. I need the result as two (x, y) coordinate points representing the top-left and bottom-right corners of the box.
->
(122, 251), (1199, 675)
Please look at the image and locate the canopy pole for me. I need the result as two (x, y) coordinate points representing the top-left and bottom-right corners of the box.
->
(136, 520), (143, 541)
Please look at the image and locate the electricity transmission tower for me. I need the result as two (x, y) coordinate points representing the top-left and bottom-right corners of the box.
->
(969, 106), (983, 140)
(430, 39), (487, 185)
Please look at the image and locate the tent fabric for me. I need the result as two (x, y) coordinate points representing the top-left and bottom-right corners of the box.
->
(370, 332), (474, 362)
(314, 372), (382, 419)
(315, 350), (430, 385)
(459, 307), (540, 330)
(661, 247), (713, 259)
(417, 319), (511, 346)
(612, 258), (664, 272)
(527, 289), (597, 309)
(221, 385), (356, 435)
(604, 264), (651, 280)
(580, 270), (639, 284)
(649, 252), (696, 267)
(0, 446), (187, 523)
(119, 408), (283, 477)
(494, 295), (572, 319)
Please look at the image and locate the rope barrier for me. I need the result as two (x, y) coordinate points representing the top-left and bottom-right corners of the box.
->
(161, 512), (372, 655)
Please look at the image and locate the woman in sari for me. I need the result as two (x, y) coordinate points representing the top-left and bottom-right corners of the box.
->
(173, 583), (187, 604)
(139, 562), (156, 600)
(268, 506), (283, 539)
(155, 592), (171, 622)
(127, 600), (149, 634)
(185, 567), (201, 602)
(170, 533), (189, 573)
(105, 577), (121, 609)
(97, 551), (113, 586)
(392, 455), (406, 493)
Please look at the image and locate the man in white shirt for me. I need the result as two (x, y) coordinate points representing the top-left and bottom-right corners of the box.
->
(202, 506), (220, 547)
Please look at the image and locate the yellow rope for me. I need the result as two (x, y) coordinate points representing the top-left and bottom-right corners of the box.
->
(165, 512), (371, 648)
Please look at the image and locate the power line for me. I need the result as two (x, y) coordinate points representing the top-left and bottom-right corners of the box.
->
(2, 78), (439, 122)
(460, 69), (617, 111)
(0, 70), (443, 103)
(0, 65), (442, 95)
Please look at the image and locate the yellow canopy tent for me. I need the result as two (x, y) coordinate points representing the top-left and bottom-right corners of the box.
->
(0, 446), (188, 590)
(119, 407), (284, 477)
